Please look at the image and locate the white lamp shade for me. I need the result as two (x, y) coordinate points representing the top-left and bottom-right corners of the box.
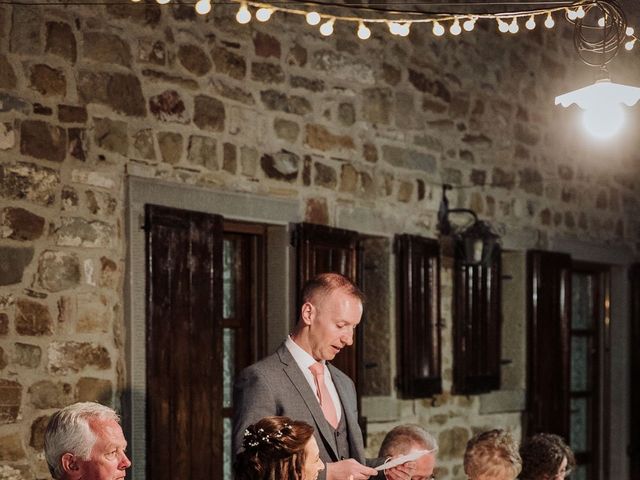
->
(555, 79), (640, 109)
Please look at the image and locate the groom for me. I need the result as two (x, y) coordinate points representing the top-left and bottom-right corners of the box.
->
(233, 273), (411, 480)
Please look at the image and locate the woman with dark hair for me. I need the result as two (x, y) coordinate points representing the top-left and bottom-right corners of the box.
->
(235, 416), (324, 480)
(520, 433), (576, 480)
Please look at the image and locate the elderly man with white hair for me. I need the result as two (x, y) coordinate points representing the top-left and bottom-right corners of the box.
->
(44, 401), (131, 480)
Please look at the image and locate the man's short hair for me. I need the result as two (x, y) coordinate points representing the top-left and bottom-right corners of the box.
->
(379, 424), (438, 458)
(464, 429), (522, 479)
(301, 272), (365, 305)
(44, 402), (121, 479)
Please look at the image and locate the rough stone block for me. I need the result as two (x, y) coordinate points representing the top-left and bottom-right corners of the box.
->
(85, 190), (117, 217)
(251, 62), (285, 84)
(437, 426), (470, 460)
(138, 39), (165, 66)
(141, 69), (198, 90)
(1, 207), (45, 240)
(46, 21), (76, 62)
(0, 432), (25, 461)
(381, 145), (436, 173)
(106, 3), (161, 26)
(76, 377), (112, 404)
(286, 43), (307, 66)
(47, 341), (111, 374)
(340, 164), (358, 193)
(305, 124), (354, 151)
(312, 50), (374, 85)
(492, 167), (516, 189)
(68, 128), (87, 161)
(133, 129), (156, 160)
(382, 63), (401, 86)
(37, 250), (81, 292)
(149, 90), (188, 123)
(0, 313), (7, 335)
(290, 75), (324, 93)
(99, 257), (119, 289)
(260, 152), (298, 182)
(337, 103), (355, 127)
(71, 170), (115, 189)
(29, 380), (72, 408)
(20, 120), (66, 162)
(29, 64), (66, 96)
(0, 247), (34, 286)
(313, 163), (337, 189)
(397, 181), (413, 203)
(273, 118), (299, 143)
(30, 415), (50, 449)
(0, 55), (17, 89)
(15, 298), (53, 336)
(253, 31), (281, 59)
(78, 71), (146, 117)
(178, 44), (211, 76)
(362, 88), (391, 124)
(54, 217), (115, 249)
(305, 198), (329, 225)
(211, 80), (255, 106)
(61, 186), (79, 212)
(10, 6), (42, 55)
(193, 95), (225, 132)
(93, 117), (128, 156)
(83, 31), (132, 67)
(0, 122), (15, 150)
(58, 105), (87, 123)
(223, 142), (237, 173)
(13, 343), (42, 368)
(0, 347), (6, 370)
(0, 380), (22, 424)
(260, 90), (311, 115)
(157, 132), (183, 165)
(76, 292), (113, 333)
(408, 69), (451, 103)
(211, 45), (246, 79)
(240, 147), (258, 177)
(519, 168), (543, 195)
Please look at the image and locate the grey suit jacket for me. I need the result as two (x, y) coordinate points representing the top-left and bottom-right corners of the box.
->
(233, 342), (379, 480)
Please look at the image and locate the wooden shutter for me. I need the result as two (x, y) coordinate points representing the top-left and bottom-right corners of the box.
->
(394, 235), (442, 398)
(146, 205), (223, 480)
(452, 247), (502, 394)
(526, 250), (571, 439)
(292, 222), (362, 382)
(630, 263), (640, 479)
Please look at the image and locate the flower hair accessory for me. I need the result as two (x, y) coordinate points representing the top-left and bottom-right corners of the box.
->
(243, 423), (292, 449)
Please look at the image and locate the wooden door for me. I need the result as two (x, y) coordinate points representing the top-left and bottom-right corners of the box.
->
(145, 205), (223, 480)
(630, 264), (640, 480)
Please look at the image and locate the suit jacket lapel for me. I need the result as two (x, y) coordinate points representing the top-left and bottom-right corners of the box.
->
(277, 344), (339, 459)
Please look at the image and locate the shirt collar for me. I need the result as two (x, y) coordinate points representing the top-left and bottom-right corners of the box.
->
(285, 335), (323, 370)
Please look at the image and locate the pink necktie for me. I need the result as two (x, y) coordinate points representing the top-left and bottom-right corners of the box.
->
(309, 362), (339, 429)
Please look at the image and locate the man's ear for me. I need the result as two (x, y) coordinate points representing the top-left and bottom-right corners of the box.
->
(300, 302), (315, 325)
(61, 452), (80, 475)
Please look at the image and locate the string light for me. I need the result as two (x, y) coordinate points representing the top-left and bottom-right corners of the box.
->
(450, 18), (462, 35)
(155, 0), (170, 4)
(306, 11), (321, 26)
(389, 21), (402, 35)
(625, 39), (635, 50)
(432, 21), (445, 37)
(497, 17), (509, 33)
(626, 26), (635, 36)
(509, 17), (519, 33)
(598, 16), (606, 27)
(236, 2), (251, 24)
(545, 12), (555, 29)
(320, 18), (335, 36)
(526, 15), (536, 30)
(357, 21), (371, 40)
(576, 6), (586, 18)
(195, 0), (211, 15)
(567, 8), (578, 21)
(463, 17), (476, 32)
(256, 7), (273, 22)
(398, 22), (411, 37)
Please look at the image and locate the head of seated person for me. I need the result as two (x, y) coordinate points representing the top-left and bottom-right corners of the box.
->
(378, 424), (438, 480)
(520, 433), (575, 480)
(464, 429), (521, 480)
(235, 416), (324, 480)
(44, 401), (131, 480)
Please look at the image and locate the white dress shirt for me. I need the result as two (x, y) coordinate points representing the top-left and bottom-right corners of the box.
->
(285, 336), (343, 421)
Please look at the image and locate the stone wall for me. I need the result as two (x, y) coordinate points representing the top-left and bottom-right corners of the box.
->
(0, 1), (639, 479)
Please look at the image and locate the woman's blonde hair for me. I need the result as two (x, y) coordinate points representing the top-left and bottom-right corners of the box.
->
(464, 429), (522, 479)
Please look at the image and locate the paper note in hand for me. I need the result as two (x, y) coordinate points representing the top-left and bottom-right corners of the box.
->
(375, 450), (431, 471)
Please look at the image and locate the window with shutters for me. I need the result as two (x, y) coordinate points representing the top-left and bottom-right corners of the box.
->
(394, 234), (442, 398)
(452, 246), (502, 395)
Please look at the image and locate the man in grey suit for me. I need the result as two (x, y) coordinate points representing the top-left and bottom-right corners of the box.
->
(233, 273), (410, 480)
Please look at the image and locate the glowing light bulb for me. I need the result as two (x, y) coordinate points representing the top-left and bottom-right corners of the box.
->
(195, 0), (211, 14)
(463, 17), (476, 32)
(576, 6), (585, 18)
(625, 39), (635, 50)
(582, 103), (625, 139)
(545, 12), (555, 29)
(256, 7), (273, 22)
(598, 17), (606, 27)
(450, 18), (462, 35)
(526, 15), (536, 30)
(320, 18), (334, 36)
(156, 0), (170, 4)
(567, 8), (578, 21)
(398, 23), (410, 37)
(236, 2), (251, 24)
(509, 17), (519, 33)
(432, 21), (445, 36)
(497, 18), (509, 33)
(388, 21), (402, 35)
(306, 11), (321, 26)
(626, 26), (635, 36)
(357, 22), (371, 40)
